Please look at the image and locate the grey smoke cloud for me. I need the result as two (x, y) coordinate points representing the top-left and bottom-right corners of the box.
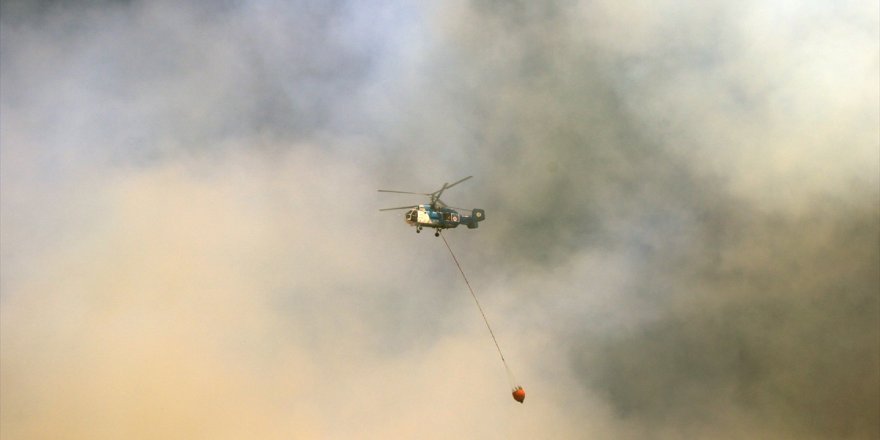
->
(2, 1), (877, 439)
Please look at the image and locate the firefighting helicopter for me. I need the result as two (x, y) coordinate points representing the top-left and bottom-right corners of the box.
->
(378, 176), (485, 236)
(380, 176), (525, 403)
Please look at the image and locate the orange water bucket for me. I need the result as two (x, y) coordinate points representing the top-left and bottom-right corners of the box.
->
(512, 386), (525, 403)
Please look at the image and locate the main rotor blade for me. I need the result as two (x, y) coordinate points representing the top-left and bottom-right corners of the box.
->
(431, 176), (471, 202)
(432, 182), (450, 202)
(379, 205), (418, 211)
(377, 189), (432, 195)
(443, 175), (473, 190)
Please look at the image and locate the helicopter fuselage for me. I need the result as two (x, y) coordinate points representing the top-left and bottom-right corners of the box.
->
(405, 205), (460, 229)
(403, 204), (485, 233)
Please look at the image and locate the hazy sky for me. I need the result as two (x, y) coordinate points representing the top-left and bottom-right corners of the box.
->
(2, 1), (878, 438)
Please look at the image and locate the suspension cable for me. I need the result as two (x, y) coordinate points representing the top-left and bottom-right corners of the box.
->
(439, 231), (516, 387)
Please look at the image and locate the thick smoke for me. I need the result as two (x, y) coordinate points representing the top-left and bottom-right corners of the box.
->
(2, 1), (877, 439)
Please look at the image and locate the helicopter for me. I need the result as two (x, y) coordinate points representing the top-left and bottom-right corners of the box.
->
(378, 176), (485, 236)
